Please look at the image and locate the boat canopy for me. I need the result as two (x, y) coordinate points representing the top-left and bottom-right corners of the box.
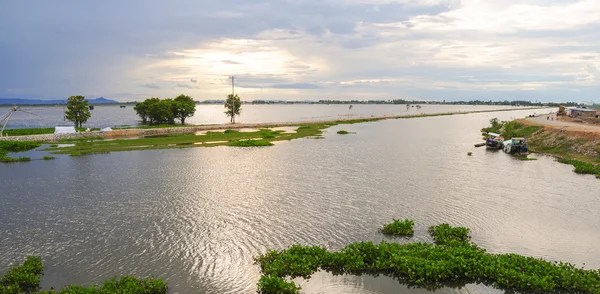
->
(488, 132), (501, 137)
(54, 125), (76, 134)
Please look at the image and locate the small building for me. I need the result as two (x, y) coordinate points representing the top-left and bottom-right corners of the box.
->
(571, 108), (597, 119)
(54, 125), (76, 134)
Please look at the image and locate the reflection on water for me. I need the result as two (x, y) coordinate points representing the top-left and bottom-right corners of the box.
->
(1, 104), (532, 129)
(1, 108), (599, 293)
(295, 271), (503, 294)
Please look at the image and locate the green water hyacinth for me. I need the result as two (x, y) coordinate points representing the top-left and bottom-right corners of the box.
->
(0, 257), (167, 294)
(428, 223), (471, 245)
(256, 223), (600, 294)
(381, 219), (414, 237)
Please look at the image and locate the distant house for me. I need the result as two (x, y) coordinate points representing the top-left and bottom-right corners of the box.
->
(571, 108), (597, 119)
(54, 125), (76, 134)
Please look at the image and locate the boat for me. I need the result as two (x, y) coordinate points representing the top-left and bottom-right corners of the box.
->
(485, 132), (504, 149)
(502, 137), (528, 154)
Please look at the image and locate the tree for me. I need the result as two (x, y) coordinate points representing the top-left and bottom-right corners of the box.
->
(224, 94), (242, 123)
(64, 95), (91, 128)
(173, 94), (196, 124)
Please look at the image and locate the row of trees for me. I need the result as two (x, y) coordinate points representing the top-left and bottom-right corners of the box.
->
(63, 93), (242, 127)
(134, 95), (196, 125)
(133, 94), (242, 125)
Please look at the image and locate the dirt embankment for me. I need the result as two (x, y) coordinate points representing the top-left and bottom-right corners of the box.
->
(517, 119), (600, 161)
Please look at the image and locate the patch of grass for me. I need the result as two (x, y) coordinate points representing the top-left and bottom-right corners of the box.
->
(1, 128), (54, 136)
(1, 257), (167, 294)
(0, 141), (41, 163)
(467, 152), (472, 156)
(49, 144), (58, 147)
(228, 140), (274, 147)
(224, 129), (238, 134)
(337, 130), (349, 134)
(428, 223), (471, 245)
(256, 223), (600, 294)
(381, 219), (414, 237)
(42, 156), (55, 160)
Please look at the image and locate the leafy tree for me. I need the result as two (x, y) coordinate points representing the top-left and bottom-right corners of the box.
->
(149, 99), (174, 124)
(135, 96), (196, 125)
(224, 94), (242, 123)
(64, 95), (91, 128)
(173, 94), (196, 124)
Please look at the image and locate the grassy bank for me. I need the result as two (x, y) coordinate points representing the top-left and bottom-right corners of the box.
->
(526, 128), (600, 178)
(256, 222), (600, 294)
(482, 118), (600, 178)
(0, 256), (167, 294)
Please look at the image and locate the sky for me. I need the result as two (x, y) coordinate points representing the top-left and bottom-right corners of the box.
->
(1, 0), (599, 102)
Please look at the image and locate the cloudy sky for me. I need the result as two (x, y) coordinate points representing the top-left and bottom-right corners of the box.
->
(1, 0), (599, 102)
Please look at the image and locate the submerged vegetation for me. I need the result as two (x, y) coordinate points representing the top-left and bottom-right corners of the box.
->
(228, 139), (274, 147)
(0, 257), (167, 294)
(337, 130), (349, 134)
(256, 223), (600, 294)
(381, 219), (414, 237)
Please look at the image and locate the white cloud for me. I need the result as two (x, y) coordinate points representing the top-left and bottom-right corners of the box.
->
(1, 0), (599, 101)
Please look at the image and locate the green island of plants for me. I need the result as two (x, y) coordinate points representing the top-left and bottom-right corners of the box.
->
(256, 223), (600, 294)
(0, 141), (40, 162)
(380, 219), (414, 237)
(0, 256), (167, 294)
(337, 130), (349, 134)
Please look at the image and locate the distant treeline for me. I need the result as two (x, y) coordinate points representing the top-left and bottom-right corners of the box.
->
(314, 99), (583, 106)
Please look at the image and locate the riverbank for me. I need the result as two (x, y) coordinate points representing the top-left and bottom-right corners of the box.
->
(517, 119), (600, 178)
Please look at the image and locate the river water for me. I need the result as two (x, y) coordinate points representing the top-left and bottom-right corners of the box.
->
(1, 107), (599, 293)
(2, 104), (524, 128)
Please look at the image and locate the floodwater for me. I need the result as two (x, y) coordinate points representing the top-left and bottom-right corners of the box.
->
(1, 108), (599, 294)
(1, 104), (530, 129)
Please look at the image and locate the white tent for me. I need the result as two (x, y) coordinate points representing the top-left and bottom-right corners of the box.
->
(54, 125), (76, 134)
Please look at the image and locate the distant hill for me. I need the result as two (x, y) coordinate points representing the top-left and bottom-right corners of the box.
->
(0, 97), (119, 105)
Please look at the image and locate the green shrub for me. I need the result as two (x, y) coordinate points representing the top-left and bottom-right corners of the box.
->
(428, 224), (470, 245)
(228, 140), (274, 147)
(224, 129), (238, 134)
(257, 275), (301, 294)
(381, 219), (414, 236)
(467, 152), (472, 156)
(42, 156), (55, 160)
(337, 130), (349, 134)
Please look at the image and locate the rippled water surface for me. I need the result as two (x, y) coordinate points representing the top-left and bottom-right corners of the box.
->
(1, 108), (599, 293)
(3, 104), (524, 128)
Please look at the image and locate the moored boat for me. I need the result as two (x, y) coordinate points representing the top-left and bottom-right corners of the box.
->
(485, 132), (504, 149)
(502, 137), (528, 154)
